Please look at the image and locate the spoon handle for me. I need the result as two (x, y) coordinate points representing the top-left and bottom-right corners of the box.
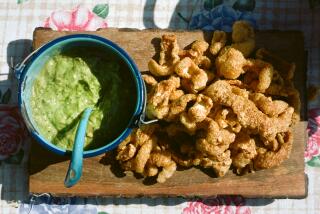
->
(64, 108), (92, 188)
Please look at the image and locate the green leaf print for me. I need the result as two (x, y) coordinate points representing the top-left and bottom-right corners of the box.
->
(204, 0), (223, 10)
(4, 150), (24, 164)
(307, 155), (320, 167)
(93, 4), (109, 19)
(17, 0), (28, 4)
(233, 0), (256, 11)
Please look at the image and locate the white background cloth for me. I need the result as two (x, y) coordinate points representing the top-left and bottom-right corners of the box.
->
(0, 0), (319, 213)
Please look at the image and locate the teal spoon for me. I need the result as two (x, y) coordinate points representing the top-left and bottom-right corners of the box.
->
(64, 107), (92, 188)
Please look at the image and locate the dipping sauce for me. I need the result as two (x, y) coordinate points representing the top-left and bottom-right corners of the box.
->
(31, 48), (137, 150)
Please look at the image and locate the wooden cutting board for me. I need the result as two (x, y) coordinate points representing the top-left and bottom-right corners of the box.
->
(29, 28), (307, 198)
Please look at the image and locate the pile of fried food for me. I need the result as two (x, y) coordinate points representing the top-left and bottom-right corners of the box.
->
(116, 21), (300, 183)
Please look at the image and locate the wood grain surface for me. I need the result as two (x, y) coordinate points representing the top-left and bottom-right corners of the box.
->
(29, 28), (307, 198)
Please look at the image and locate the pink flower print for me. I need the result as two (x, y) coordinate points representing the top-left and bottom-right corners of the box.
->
(305, 136), (320, 162)
(183, 196), (251, 214)
(44, 6), (107, 31)
(0, 106), (28, 160)
(305, 108), (320, 161)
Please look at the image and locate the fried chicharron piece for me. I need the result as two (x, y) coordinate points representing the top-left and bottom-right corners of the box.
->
(230, 132), (257, 174)
(210, 30), (227, 55)
(148, 34), (180, 76)
(166, 94), (196, 122)
(231, 21), (255, 57)
(254, 130), (293, 170)
(256, 48), (295, 80)
(146, 76), (180, 119)
(204, 80), (294, 141)
(249, 93), (288, 117)
(175, 57), (209, 93)
(117, 124), (177, 183)
(244, 59), (274, 93)
(216, 47), (249, 79)
(116, 21), (299, 183)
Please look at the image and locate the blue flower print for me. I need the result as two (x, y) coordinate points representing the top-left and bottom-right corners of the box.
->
(189, 4), (257, 31)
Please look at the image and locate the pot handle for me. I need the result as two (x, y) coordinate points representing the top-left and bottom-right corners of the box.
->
(135, 78), (158, 127)
(11, 49), (39, 80)
(138, 114), (158, 126)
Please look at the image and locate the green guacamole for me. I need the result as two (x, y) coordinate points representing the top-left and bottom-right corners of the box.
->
(31, 49), (137, 150)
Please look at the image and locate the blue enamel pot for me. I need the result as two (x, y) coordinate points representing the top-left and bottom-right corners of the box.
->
(16, 34), (153, 158)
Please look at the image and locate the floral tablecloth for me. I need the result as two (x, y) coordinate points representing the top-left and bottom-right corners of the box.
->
(0, 0), (320, 213)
